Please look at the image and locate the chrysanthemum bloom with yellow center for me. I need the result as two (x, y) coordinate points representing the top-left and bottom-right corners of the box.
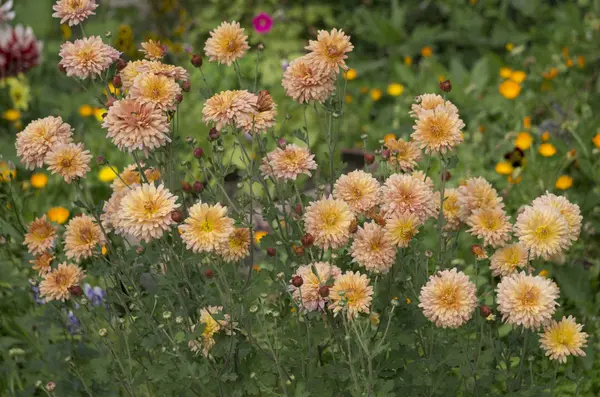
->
(189, 306), (236, 357)
(119, 183), (180, 242)
(24, 216), (57, 255)
(466, 207), (512, 248)
(180, 202), (235, 253)
(282, 55), (337, 104)
(217, 228), (250, 262)
(102, 99), (170, 155)
(45, 142), (92, 184)
(304, 28), (353, 74)
(64, 214), (105, 262)
(539, 316), (588, 363)
(16, 116), (73, 169)
(140, 40), (165, 61)
(442, 188), (461, 231)
(52, 0), (98, 26)
(497, 272), (559, 329)
(532, 192), (581, 246)
(129, 72), (182, 111)
(303, 196), (355, 250)
(350, 222), (396, 274)
(59, 36), (120, 79)
(411, 103), (465, 154)
(202, 89), (258, 130)
(120, 60), (189, 90)
(260, 144), (317, 181)
(290, 262), (342, 312)
(383, 138), (422, 172)
(329, 271), (374, 320)
(489, 243), (529, 277)
(39, 262), (85, 302)
(384, 212), (422, 248)
(409, 93), (458, 119)
(380, 173), (438, 222)
(204, 21), (249, 66)
(515, 204), (569, 259)
(30, 252), (54, 276)
(110, 164), (160, 192)
(332, 170), (380, 214)
(457, 177), (504, 220)
(418, 268), (477, 328)
(236, 90), (277, 134)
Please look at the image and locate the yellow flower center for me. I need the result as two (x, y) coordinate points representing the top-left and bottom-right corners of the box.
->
(143, 200), (158, 216)
(483, 215), (499, 230)
(518, 286), (540, 307)
(67, 0), (83, 11)
(534, 225), (551, 240)
(323, 210), (339, 227)
(33, 225), (53, 239)
(438, 285), (459, 308)
(79, 226), (95, 244)
(60, 157), (73, 168)
(77, 49), (96, 64)
(326, 44), (343, 58)
(199, 219), (214, 232)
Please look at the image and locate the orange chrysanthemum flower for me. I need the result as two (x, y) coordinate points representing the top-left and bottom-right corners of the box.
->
(129, 72), (182, 111)
(539, 316), (588, 363)
(332, 170), (380, 213)
(383, 212), (422, 248)
(260, 144), (317, 181)
(329, 271), (374, 319)
(217, 228), (251, 262)
(350, 221), (396, 274)
(457, 177), (504, 220)
(30, 252), (54, 276)
(139, 39), (166, 61)
(45, 142), (92, 183)
(59, 36), (120, 79)
(180, 202), (235, 253)
(466, 207), (512, 248)
(39, 262), (85, 302)
(290, 262), (342, 312)
(282, 55), (336, 104)
(304, 28), (354, 74)
(380, 173), (438, 222)
(303, 196), (355, 250)
(16, 116), (73, 170)
(515, 205), (570, 259)
(489, 243), (529, 277)
(64, 214), (105, 262)
(24, 216), (57, 255)
(236, 90), (277, 134)
(52, 0), (98, 26)
(202, 89), (258, 130)
(384, 138), (421, 172)
(411, 103), (465, 154)
(204, 21), (249, 66)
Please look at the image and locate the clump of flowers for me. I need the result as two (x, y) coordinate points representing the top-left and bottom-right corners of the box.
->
(457, 177), (504, 220)
(188, 306), (235, 357)
(332, 170), (380, 214)
(329, 271), (373, 319)
(202, 89), (258, 130)
(383, 138), (422, 172)
(39, 262), (85, 302)
(290, 262), (342, 312)
(16, 116), (73, 170)
(260, 144), (317, 181)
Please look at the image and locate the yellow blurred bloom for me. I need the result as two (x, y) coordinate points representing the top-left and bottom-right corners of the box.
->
(566, 58), (574, 67)
(499, 80), (521, 99)
(495, 161), (513, 175)
(510, 70), (526, 83)
(538, 270), (549, 278)
(387, 83), (404, 97)
(541, 131), (550, 142)
(252, 264), (261, 273)
(101, 245), (108, 255)
(7, 77), (31, 110)
(383, 133), (396, 144)
(344, 68), (357, 81)
(505, 42), (514, 51)
(2, 109), (20, 121)
(370, 88), (382, 101)
(47, 207), (70, 224)
(514, 132), (533, 150)
(30, 173), (48, 188)
(508, 175), (522, 184)
(523, 116), (531, 129)
(0, 161), (16, 182)
(593, 133), (600, 148)
(555, 175), (573, 190)
(405, 297), (411, 304)
(567, 149), (576, 159)
(94, 108), (107, 122)
(254, 230), (267, 244)
(538, 143), (557, 157)
(345, 94), (353, 104)
(290, 307), (296, 313)
(79, 105), (93, 117)
(104, 83), (120, 97)
(420, 46), (433, 57)
(577, 56), (585, 68)
(404, 56), (413, 66)
(542, 67), (558, 80)
(98, 166), (118, 182)
(499, 67), (513, 78)
(60, 24), (72, 40)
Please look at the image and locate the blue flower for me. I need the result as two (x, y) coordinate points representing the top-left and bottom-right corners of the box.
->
(84, 283), (106, 307)
(29, 280), (45, 305)
(67, 310), (81, 334)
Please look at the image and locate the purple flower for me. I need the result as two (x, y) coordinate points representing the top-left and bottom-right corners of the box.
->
(67, 310), (81, 334)
(281, 59), (289, 72)
(84, 283), (106, 307)
(29, 279), (45, 305)
(252, 12), (273, 34)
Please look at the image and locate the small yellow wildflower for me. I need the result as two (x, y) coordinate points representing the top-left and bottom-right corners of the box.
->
(495, 161), (513, 175)
(566, 58), (574, 67)
(577, 56), (585, 68)
(499, 80), (521, 99)
(98, 166), (118, 182)
(508, 175), (522, 184)
(345, 95), (353, 104)
(0, 161), (16, 182)
(104, 83), (120, 97)
(514, 132), (533, 150)
(252, 265), (261, 273)
(510, 70), (526, 83)
(505, 42), (514, 51)
(290, 307), (296, 313)
(47, 207), (70, 224)
(344, 68), (357, 81)
(539, 270), (549, 278)
(94, 108), (107, 122)
(499, 67), (513, 78)
(541, 131), (550, 142)
(2, 109), (20, 121)
(420, 46), (433, 57)
(403, 56), (413, 66)
(254, 230), (267, 244)
(523, 116), (531, 129)
(542, 68), (558, 80)
(538, 143), (557, 157)
(592, 133), (600, 149)
(555, 175), (573, 190)
(387, 83), (404, 96)
(30, 173), (48, 189)
(101, 246), (108, 255)
(79, 105), (93, 117)
(370, 88), (382, 101)
(60, 24), (72, 40)
(7, 77), (31, 110)
(405, 297), (411, 304)
(383, 133), (396, 144)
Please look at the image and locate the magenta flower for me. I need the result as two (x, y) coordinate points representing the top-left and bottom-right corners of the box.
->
(252, 12), (273, 34)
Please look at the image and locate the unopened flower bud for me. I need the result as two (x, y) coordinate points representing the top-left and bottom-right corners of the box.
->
(209, 128), (220, 141)
(185, 136), (194, 143)
(45, 382), (56, 392)
(204, 268), (214, 278)
(116, 58), (127, 71)
(175, 94), (183, 104)
(349, 220), (358, 234)
(293, 245), (305, 256)
(258, 43), (264, 51)
(112, 75), (122, 88)
(162, 311), (172, 319)
(285, 113), (292, 120)
(442, 170), (451, 181)
(480, 305), (492, 318)
(181, 81), (191, 92)
(171, 210), (184, 223)
(424, 250), (433, 258)
(96, 156), (106, 165)
(301, 234), (314, 247)
(68, 285), (83, 297)
(267, 247), (276, 256)
(471, 244), (488, 259)
(277, 138), (287, 147)
(136, 246), (144, 255)
(193, 147), (204, 158)
(193, 181), (204, 193)
(99, 328), (108, 337)
(439, 79), (452, 93)
(191, 54), (203, 68)
(381, 149), (390, 159)
(319, 285), (330, 297)
(291, 275), (303, 288)
(176, 316), (183, 324)
(182, 181), (192, 192)
(364, 153), (375, 165)
(294, 203), (303, 215)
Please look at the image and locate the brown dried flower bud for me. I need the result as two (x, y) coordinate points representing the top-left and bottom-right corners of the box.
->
(294, 203), (303, 215)
(267, 247), (276, 256)
(471, 244), (488, 259)
(301, 234), (314, 247)
(480, 305), (492, 318)
(191, 54), (203, 68)
(364, 153), (375, 165)
(112, 74), (122, 88)
(171, 210), (184, 223)
(291, 275), (303, 288)
(204, 268), (214, 279)
(442, 170), (451, 182)
(439, 79), (452, 93)
(68, 285), (83, 297)
(349, 220), (358, 234)
(319, 285), (330, 297)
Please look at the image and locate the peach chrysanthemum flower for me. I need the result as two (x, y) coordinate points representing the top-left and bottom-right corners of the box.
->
(102, 99), (170, 155)
(539, 316), (588, 363)
(45, 142), (92, 183)
(457, 177), (504, 220)
(109, 164), (160, 192)
(418, 268), (477, 328)
(515, 205), (569, 259)
(180, 202), (235, 253)
(129, 72), (182, 111)
(236, 90), (277, 134)
(532, 192), (582, 245)
(139, 39), (165, 61)
(409, 93), (458, 119)
(30, 252), (54, 276)
(442, 188), (461, 231)
(290, 262), (342, 312)
(282, 55), (336, 104)
(329, 271), (373, 320)
(350, 222), (396, 274)
(52, 0), (98, 26)
(64, 214), (105, 262)
(411, 103), (465, 154)
(39, 262), (85, 302)
(121, 60), (189, 89)
(202, 89), (258, 130)
(333, 170), (380, 213)
(466, 207), (512, 248)
(305, 28), (354, 74)
(384, 138), (422, 172)
(304, 196), (355, 250)
(100, 188), (128, 233)
(384, 212), (422, 248)
(380, 173), (438, 222)
(59, 36), (120, 79)
(204, 21), (249, 66)
(24, 216), (57, 255)
(16, 116), (73, 170)
(489, 243), (529, 277)
(260, 144), (317, 181)
(217, 228), (250, 262)
(496, 272), (559, 329)
(189, 306), (235, 357)
(118, 183), (180, 242)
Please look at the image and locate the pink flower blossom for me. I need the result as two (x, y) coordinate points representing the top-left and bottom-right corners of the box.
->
(252, 13), (273, 34)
